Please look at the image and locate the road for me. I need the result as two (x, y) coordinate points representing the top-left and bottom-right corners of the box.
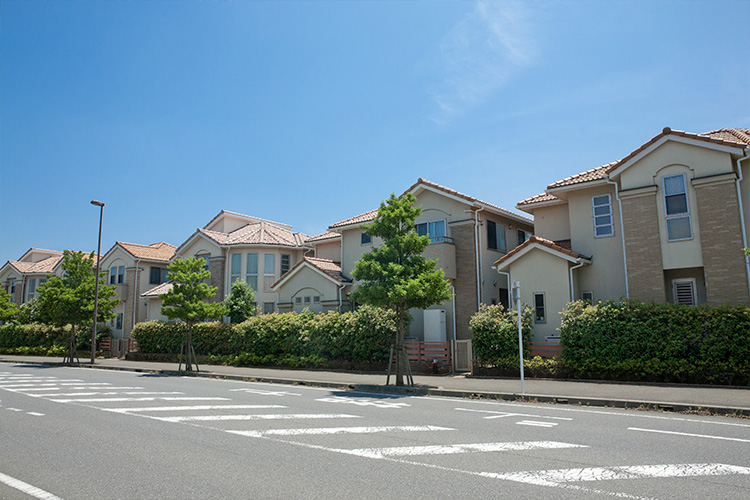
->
(0, 363), (748, 499)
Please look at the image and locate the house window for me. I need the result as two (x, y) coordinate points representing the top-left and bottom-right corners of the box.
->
(281, 254), (290, 276)
(27, 278), (36, 301)
(592, 195), (614, 237)
(263, 302), (275, 315)
(109, 265), (125, 285)
(263, 254), (276, 292)
(230, 254), (242, 284)
(149, 267), (169, 285)
(581, 291), (594, 303)
(115, 313), (123, 330)
(304, 296), (311, 305)
(197, 255), (210, 270)
(246, 253), (258, 291)
(313, 296), (320, 304)
(361, 232), (372, 245)
(672, 279), (696, 306)
(487, 220), (507, 253)
(533, 292), (546, 323)
(416, 220), (446, 243)
(663, 174), (692, 241)
(295, 297), (302, 305)
(9, 281), (15, 303)
(517, 229), (530, 246)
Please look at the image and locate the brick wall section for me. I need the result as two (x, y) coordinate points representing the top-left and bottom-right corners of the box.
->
(208, 257), (225, 303)
(621, 192), (666, 303)
(451, 222), (478, 340)
(123, 268), (138, 338)
(693, 180), (750, 305)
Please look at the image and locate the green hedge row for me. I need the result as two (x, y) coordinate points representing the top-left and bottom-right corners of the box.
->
(0, 323), (74, 349)
(131, 305), (396, 367)
(559, 300), (750, 385)
(470, 304), (533, 365)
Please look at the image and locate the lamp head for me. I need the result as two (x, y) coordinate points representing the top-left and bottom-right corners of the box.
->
(90, 200), (105, 207)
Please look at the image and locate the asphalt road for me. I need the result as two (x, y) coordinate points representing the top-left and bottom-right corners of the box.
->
(1, 364), (748, 500)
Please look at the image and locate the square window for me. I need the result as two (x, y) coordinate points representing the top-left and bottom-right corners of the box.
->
(361, 232), (372, 245)
(295, 297), (302, 305)
(313, 296), (320, 303)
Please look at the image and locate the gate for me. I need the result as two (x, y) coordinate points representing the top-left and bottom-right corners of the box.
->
(452, 339), (472, 372)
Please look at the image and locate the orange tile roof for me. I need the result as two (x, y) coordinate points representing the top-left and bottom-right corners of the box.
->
(8, 255), (63, 274)
(199, 221), (309, 248)
(305, 231), (341, 243)
(494, 235), (588, 268)
(328, 209), (379, 230)
(271, 256), (350, 289)
(118, 241), (176, 262)
(516, 192), (560, 207)
(141, 282), (173, 297)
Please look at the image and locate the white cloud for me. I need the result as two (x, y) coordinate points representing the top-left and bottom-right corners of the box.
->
(430, 0), (537, 124)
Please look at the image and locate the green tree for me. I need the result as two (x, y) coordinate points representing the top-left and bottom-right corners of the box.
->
(350, 192), (452, 386)
(160, 257), (227, 371)
(224, 279), (256, 323)
(36, 250), (117, 364)
(0, 289), (19, 322)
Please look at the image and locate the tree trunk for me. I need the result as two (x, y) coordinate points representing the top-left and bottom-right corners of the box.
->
(66, 323), (76, 365)
(185, 323), (194, 372)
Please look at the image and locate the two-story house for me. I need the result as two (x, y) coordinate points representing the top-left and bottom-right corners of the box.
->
(0, 248), (64, 305)
(495, 127), (750, 343)
(99, 241), (176, 339)
(273, 178), (534, 366)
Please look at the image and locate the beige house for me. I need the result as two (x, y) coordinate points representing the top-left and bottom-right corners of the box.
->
(99, 241), (176, 339)
(143, 210), (313, 319)
(274, 178), (534, 354)
(0, 248), (64, 305)
(496, 127), (750, 343)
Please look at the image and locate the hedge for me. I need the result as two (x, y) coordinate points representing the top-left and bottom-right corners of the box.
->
(470, 304), (533, 365)
(131, 305), (397, 368)
(559, 300), (750, 385)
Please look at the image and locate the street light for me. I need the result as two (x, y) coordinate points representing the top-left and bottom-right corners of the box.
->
(91, 200), (105, 364)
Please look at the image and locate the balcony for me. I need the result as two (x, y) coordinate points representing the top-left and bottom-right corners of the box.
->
(113, 284), (128, 302)
(422, 237), (456, 280)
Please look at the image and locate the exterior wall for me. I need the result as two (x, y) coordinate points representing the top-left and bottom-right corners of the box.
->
(207, 257), (225, 304)
(506, 249), (572, 343)
(275, 266), (342, 314)
(451, 221), (478, 341)
(529, 203), (570, 242)
(692, 176), (750, 305)
(566, 185), (627, 302)
(312, 239), (341, 263)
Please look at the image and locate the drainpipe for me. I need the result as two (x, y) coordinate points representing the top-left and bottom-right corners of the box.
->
(605, 177), (629, 299)
(735, 150), (750, 299)
(474, 207), (484, 310)
(131, 258), (141, 338)
(448, 284), (457, 373)
(338, 283), (346, 312)
(569, 259), (585, 302)
(492, 267), (512, 309)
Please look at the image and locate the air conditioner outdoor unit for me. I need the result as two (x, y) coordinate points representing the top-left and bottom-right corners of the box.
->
(423, 309), (447, 342)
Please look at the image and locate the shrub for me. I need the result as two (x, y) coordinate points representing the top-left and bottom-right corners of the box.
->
(470, 304), (533, 365)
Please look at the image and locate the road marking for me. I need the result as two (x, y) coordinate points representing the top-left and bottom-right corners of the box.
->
(49, 396), (230, 403)
(517, 420), (558, 428)
(17, 386), (145, 392)
(6, 408), (23, 412)
(455, 407), (572, 421)
(157, 413), (361, 423)
(485, 463), (750, 487)
(38, 391), (184, 397)
(0, 471), (63, 500)
(628, 427), (750, 443)
(316, 396), (410, 408)
(335, 441), (587, 459)
(27, 412), (45, 417)
(230, 388), (301, 396)
(228, 425), (454, 438)
(103, 404), (287, 413)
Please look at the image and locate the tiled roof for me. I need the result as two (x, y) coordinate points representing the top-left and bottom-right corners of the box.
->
(516, 192), (560, 207)
(199, 221), (309, 248)
(494, 235), (588, 268)
(305, 231), (341, 243)
(118, 241), (176, 262)
(8, 255), (63, 274)
(328, 209), (379, 230)
(303, 257), (351, 283)
(141, 282), (173, 297)
(546, 127), (750, 192)
(202, 210), (292, 231)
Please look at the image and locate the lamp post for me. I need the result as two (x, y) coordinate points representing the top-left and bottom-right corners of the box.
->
(91, 200), (105, 364)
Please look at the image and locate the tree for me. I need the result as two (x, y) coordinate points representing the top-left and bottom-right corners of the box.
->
(224, 279), (256, 323)
(36, 250), (117, 364)
(350, 192), (452, 386)
(0, 289), (19, 322)
(160, 257), (227, 371)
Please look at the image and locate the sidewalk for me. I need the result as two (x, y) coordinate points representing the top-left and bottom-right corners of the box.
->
(1, 355), (748, 417)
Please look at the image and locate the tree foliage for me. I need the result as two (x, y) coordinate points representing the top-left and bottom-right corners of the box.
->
(160, 257), (227, 371)
(350, 192), (452, 385)
(36, 250), (117, 362)
(470, 304), (533, 365)
(224, 279), (256, 323)
(0, 289), (19, 322)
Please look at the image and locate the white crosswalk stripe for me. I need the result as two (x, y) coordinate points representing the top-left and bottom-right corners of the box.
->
(227, 425), (454, 437)
(103, 404), (287, 414)
(333, 441), (587, 459)
(157, 413), (361, 423)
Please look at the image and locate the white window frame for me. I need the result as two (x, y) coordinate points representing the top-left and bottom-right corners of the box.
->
(672, 278), (697, 306)
(416, 219), (447, 243)
(230, 254), (242, 284)
(533, 292), (546, 323)
(663, 173), (693, 242)
(361, 232), (372, 245)
(592, 194), (614, 238)
(27, 278), (37, 301)
(246, 253), (258, 291)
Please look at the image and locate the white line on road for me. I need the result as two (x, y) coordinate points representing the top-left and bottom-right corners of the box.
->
(516, 420), (558, 428)
(27, 412), (45, 417)
(16, 386), (144, 392)
(455, 407), (572, 421)
(102, 404), (287, 413)
(49, 396), (231, 403)
(335, 441), (587, 459)
(39, 391), (184, 397)
(228, 425), (454, 438)
(0, 471), (63, 500)
(230, 388), (301, 396)
(628, 427), (750, 443)
(158, 413), (361, 423)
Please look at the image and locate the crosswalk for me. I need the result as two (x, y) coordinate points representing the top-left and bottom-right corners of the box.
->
(2, 370), (749, 499)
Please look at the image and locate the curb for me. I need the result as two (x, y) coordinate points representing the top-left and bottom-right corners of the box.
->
(3, 358), (748, 418)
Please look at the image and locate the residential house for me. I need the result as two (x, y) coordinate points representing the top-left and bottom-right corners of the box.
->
(99, 241), (176, 339)
(495, 127), (750, 343)
(143, 210), (312, 319)
(273, 178), (534, 366)
(0, 248), (64, 305)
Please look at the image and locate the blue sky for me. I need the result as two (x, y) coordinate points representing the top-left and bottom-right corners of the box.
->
(1, 0), (748, 262)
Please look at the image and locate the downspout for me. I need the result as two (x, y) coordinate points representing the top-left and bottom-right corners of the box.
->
(605, 177), (629, 299)
(735, 150), (750, 298)
(449, 284), (457, 373)
(474, 207), (484, 310)
(338, 283), (345, 312)
(131, 258), (141, 338)
(492, 267), (511, 309)
(569, 259), (585, 302)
